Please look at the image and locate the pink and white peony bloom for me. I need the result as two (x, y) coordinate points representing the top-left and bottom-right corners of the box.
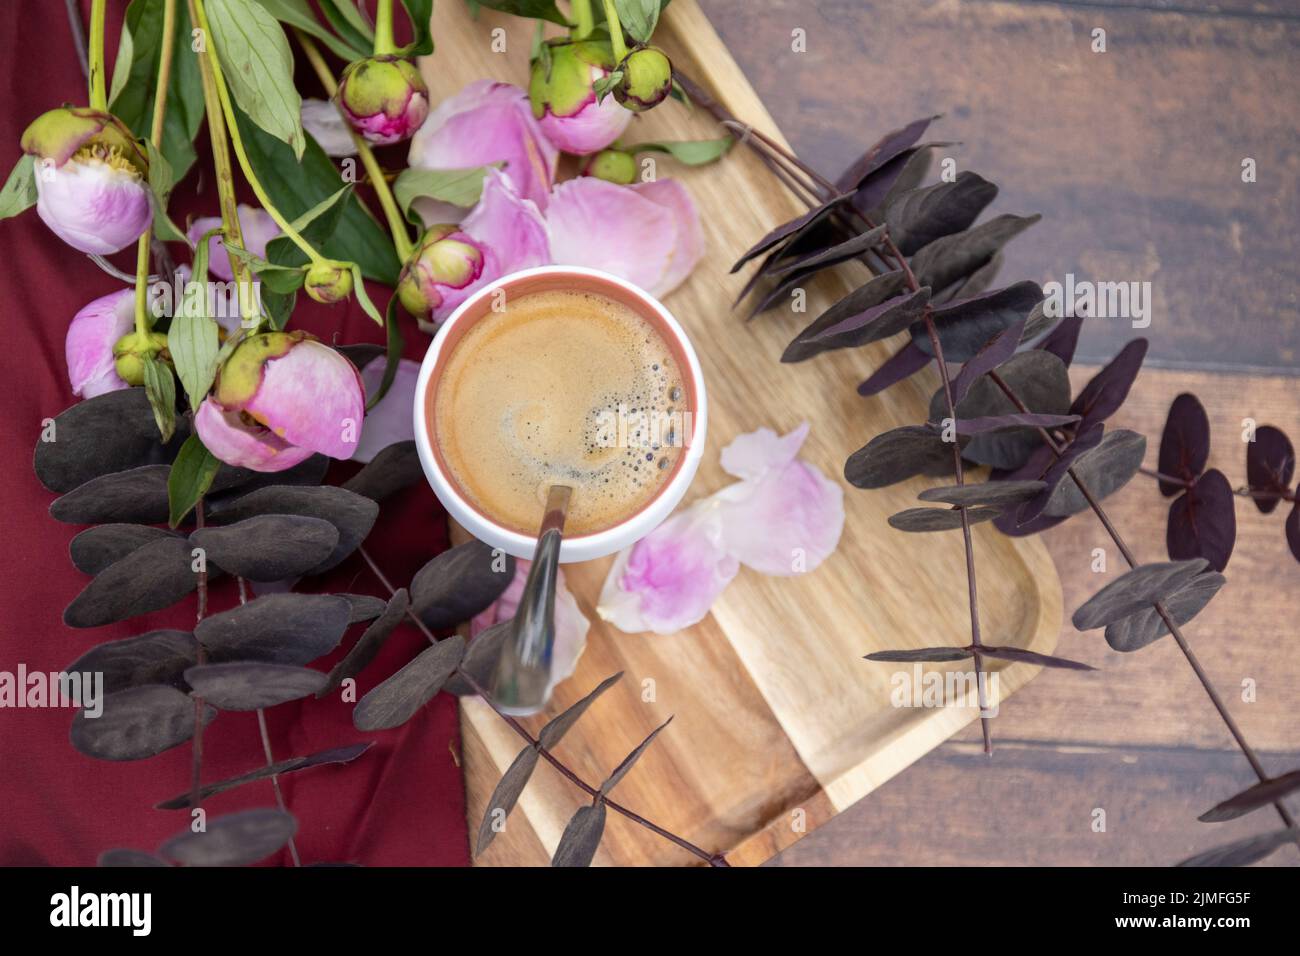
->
(300, 98), (357, 157)
(396, 169), (550, 322)
(471, 559), (590, 692)
(407, 81), (558, 216)
(336, 55), (429, 145)
(353, 357), (420, 463)
(545, 176), (704, 298)
(22, 108), (152, 256)
(66, 288), (134, 398)
(187, 205), (282, 282)
(597, 424), (844, 633)
(195, 332), (365, 472)
(529, 41), (632, 156)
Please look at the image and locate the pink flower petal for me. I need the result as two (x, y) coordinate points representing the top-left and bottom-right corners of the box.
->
(471, 559), (589, 694)
(353, 357), (420, 463)
(300, 98), (357, 157)
(35, 160), (151, 255)
(194, 398), (314, 472)
(545, 177), (678, 295)
(537, 77), (632, 155)
(408, 80), (558, 212)
(188, 205), (282, 282)
(66, 288), (134, 398)
(244, 340), (365, 460)
(597, 506), (739, 634)
(714, 424), (844, 576)
(629, 179), (704, 297)
(459, 168), (550, 276)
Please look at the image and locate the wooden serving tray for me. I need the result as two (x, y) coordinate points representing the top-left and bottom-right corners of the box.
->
(423, 0), (1063, 866)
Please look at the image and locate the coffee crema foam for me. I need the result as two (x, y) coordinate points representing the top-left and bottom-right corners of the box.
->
(433, 289), (687, 536)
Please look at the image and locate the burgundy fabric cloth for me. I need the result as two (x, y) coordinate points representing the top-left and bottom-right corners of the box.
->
(0, 2), (469, 866)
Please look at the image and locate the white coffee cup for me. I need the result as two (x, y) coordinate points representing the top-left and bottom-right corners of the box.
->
(413, 266), (708, 563)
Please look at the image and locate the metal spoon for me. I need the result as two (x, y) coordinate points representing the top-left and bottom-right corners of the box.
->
(490, 484), (572, 715)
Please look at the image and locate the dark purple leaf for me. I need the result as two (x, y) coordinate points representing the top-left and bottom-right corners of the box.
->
(850, 146), (927, 216)
(1157, 392), (1210, 496)
(445, 619), (512, 696)
(1167, 468), (1236, 571)
(411, 540), (515, 630)
(1041, 429), (1147, 518)
(835, 115), (939, 191)
(209, 485), (378, 576)
(1288, 500), (1300, 564)
(1071, 558), (1209, 631)
(951, 412), (1079, 435)
(319, 589), (410, 698)
(184, 662), (328, 710)
(743, 267), (814, 321)
(64, 536), (202, 629)
(918, 480), (1046, 509)
(160, 808), (297, 867)
(475, 745), (540, 857)
(976, 646), (1096, 671)
(190, 514), (339, 581)
(845, 425), (960, 489)
(951, 317), (1026, 404)
(1246, 425), (1295, 514)
(600, 717), (672, 796)
(864, 647), (973, 662)
(340, 593), (386, 624)
(768, 225), (885, 279)
(783, 288), (930, 363)
(50, 464), (172, 525)
(887, 506), (1000, 532)
(913, 281), (1043, 363)
(858, 341), (931, 397)
(71, 685), (215, 761)
(155, 743), (372, 810)
(730, 194), (852, 273)
(1036, 314), (1085, 367)
(1015, 423), (1106, 525)
(1176, 828), (1298, 867)
(551, 803), (606, 868)
(66, 629), (199, 695)
(885, 171), (999, 255)
(342, 440), (423, 503)
(196, 593), (352, 666)
(911, 214), (1041, 294)
(1071, 338), (1149, 430)
(70, 524), (181, 576)
(1199, 769), (1300, 823)
(783, 270), (907, 358)
(1104, 571), (1225, 652)
(538, 672), (624, 750)
(352, 635), (465, 731)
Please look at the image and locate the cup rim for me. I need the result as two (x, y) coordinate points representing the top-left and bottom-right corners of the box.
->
(412, 265), (708, 562)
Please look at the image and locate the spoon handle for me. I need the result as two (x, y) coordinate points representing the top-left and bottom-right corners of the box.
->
(491, 485), (571, 715)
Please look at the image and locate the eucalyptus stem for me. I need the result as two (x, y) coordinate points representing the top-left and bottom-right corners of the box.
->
(572, 0), (594, 39)
(88, 0), (108, 110)
(374, 0), (397, 55)
(187, 0), (258, 326)
(293, 29), (415, 261)
(192, 0), (324, 265)
(132, 0), (178, 338)
(601, 0), (627, 62)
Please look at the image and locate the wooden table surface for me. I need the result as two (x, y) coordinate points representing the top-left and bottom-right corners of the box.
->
(696, 0), (1300, 865)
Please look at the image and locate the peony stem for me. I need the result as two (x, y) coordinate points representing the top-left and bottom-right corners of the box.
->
(132, 0), (178, 339)
(188, 0), (259, 327)
(293, 29), (415, 261)
(88, 0), (108, 110)
(601, 0), (627, 63)
(374, 0), (397, 56)
(192, 0), (325, 265)
(572, 0), (594, 40)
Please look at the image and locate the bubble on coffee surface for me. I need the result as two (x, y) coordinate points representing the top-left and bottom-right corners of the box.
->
(433, 289), (686, 535)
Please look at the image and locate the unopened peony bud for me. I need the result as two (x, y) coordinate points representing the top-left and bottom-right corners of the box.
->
(304, 260), (354, 304)
(21, 107), (152, 255)
(396, 224), (486, 320)
(336, 55), (430, 145)
(613, 47), (673, 113)
(112, 330), (168, 386)
(529, 41), (631, 155)
(581, 149), (637, 184)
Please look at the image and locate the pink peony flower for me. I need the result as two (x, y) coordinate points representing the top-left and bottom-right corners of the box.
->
(66, 288), (134, 398)
(397, 169), (550, 322)
(407, 81), (558, 216)
(545, 176), (704, 298)
(300, 98), (357, 157)
(21, 107), (152, 255)
(529, 41), (632, 156)
(336, 55), (429, 145)
(471, 559), (590, 698)
(597, 424), (844, 633)
(195, 332), (364, 472)
(353, 357), (420, 463)
(187, 205), (282, 283)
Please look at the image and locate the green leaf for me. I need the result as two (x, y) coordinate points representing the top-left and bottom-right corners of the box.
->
(318, 0), (374, 51)
(167, 434), (222, 527)
(236, 108), (401, 285)
(144, 139), (189, 244)
(223, 244), (307, 294)
(366, 295), (405, 412)
(111, 0), (206, 181)
(392, 167), (491, 225)
(0, 155), (37, 221)
(614, 0), (662, 44)
(351, 265), (385, 326)
(207, 0), (305, 159)
(398, 0), (436, 56)
(634, 137), (732, 166)
(252, 0), (369, 60)
(470, 1), (569, 26)
(264, 185), (353, 271)
(141, 357), (178, 443)
(170, 229), (222, 409)
(593, 71), (622, 103)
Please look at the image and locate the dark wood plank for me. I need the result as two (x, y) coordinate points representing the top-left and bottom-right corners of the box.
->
(699, 0), (1300, 371)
